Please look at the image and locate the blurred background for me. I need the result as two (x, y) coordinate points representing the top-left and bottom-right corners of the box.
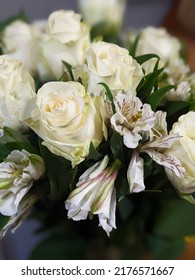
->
(0, 0), (172, 27)
(0, 0), (195, 260)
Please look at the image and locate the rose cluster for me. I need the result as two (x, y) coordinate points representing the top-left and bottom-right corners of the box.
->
(0, 9), (194, 238)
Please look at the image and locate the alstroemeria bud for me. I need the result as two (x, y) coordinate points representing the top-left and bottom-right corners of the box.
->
(0, 182), (47, 238)
(65, 155), (121, 236)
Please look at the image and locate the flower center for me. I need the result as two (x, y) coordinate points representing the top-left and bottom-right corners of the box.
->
(128, 111), (142, 124)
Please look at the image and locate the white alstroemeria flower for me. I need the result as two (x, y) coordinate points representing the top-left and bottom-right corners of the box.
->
(164, 58), (194, 102)
(145, 111), (179, 148)
(0, 184), (45, 238)
(111, 93), (156, 148)
(65, 155), (120, 236)
(144, 149), (185, 178)
(127, 151), (145, 193)
(0, 150), (45, 216)
(166, 81), (191, 101)
(140, 111), (185, 178)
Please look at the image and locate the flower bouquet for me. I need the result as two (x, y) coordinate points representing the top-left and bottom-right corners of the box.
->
(0, 3), (195, 260)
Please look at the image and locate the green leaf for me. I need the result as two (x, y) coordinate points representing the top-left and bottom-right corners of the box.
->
(0, 130), (39, 161)
(137, 67), (164, 98)
(153, 198), (195, 238)
(118, 197), (134, 221)
(39, 142), (73, 200)
(115, 174), (129, 200)
(165, 101), (190, 117)
(110, 132), (124, 161)
(62, 61), (74, 81)
(146, 85), (175, 110)
(0, 214), (10, 231)
(98, 82), (115, 113)
(0, 127), (30, 144)
(5, 141), (39, 154)
(87, 142), (102, 161)
(0, 144), (11, 161)
(189, 100), (195, 111)
(129, 33), (141, 58)
(135, 53), (160, 65)
(147, 234), (185, 260)
(90, 21), (120, 43)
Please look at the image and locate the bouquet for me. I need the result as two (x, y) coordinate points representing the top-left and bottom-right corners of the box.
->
(0, 3), (195, 259)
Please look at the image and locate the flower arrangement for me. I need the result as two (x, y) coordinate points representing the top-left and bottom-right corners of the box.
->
(0, 3), (195, 259)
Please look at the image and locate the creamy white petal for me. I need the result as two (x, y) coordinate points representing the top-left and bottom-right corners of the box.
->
(65, 156), (119, 235)
(0, 149), (45, 216)
(127, 151), (145, 193)
(145, 149), (185, 177)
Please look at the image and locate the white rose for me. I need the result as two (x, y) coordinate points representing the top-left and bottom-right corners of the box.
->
(48, 10), (82, 43)
(1, 20), (44, 76)
(165, 111), (195, 194)
(39, 10), (91, 80)
(0, 55), (36, 133)
(136, 27), (181, 73)
(22, 81), (106, 167)
(0, 149), (45, 216)
(74, 41), (143, 96)
(77, 0), (126, 29)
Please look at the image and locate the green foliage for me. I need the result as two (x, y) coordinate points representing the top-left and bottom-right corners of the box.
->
(0, 127), (40, 162)
(90, 22), (120, 44)
(62, 61), (74, 81)
(86, 142), (102, 161)
(118, 197), (134, 221)
(165, 101), (191, 118)
(0, 144), (11, 161)
(153, 198), (195, 238)
(110, 132), (124, 161)
(146, 85), (175, 110)
(115, 174), (129, 201)
(0, 214), (10, 231)
(39, 142), (74, 200)
(135, 53), (160, 65)
(99, 82), (115, 113)
(137, 67), (164, 99)
(0, 127), (30, 144)
(129, 33), (141, 58)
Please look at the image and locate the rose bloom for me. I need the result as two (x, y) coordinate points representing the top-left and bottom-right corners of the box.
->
(77, 0), (126, 30)
(165, 111), (195, 194)
(0, 55), (36, 133)
(135, 27), (181, 73)
(74, 41), (143, 97)
(39, 10), (91, 80)
(22, 81), (106, 167)
(1, 20), (46, 76)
